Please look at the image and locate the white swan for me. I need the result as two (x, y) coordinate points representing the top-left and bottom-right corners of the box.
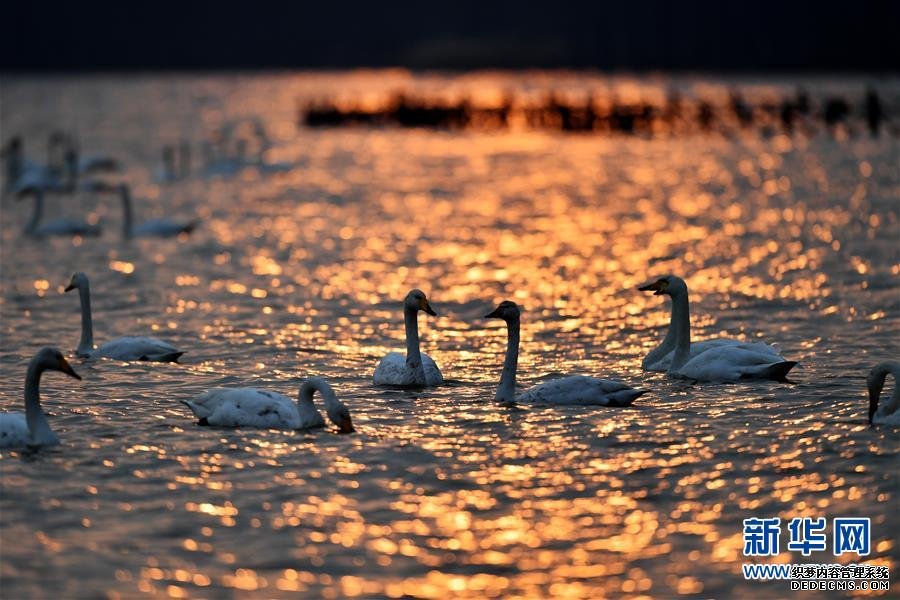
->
(0, 347), (82, 448)
(65, 272), (184, 362)
(868, 361), (900, 425)
(86, 181), (197, 238)
(2, 137), (72, 195)
(638, 275), (796, 382)
(18, 185), (102, 237)
(181, 377), (354, 432)
(373, 289), (444, 386)
(486, 301), (644, 406)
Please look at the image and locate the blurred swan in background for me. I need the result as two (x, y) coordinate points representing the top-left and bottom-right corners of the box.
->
(374, 289), (444, 386)
(868, 361), (900, 425)
(2, 137), (71, 195)
(65, 272), (184, 362)
(18, 185), (102, 237)
(181, 377), (354, 432)
(3, 134), (118, 196)
(86, 181), (197, 238)
(0, 347), (81, 448)
(201, 119), (291, 176)
(486, 300), (644, 406)
(157, 142), (192, 182)
(50, 131), (119, 177)
(638, 275), (796, 382)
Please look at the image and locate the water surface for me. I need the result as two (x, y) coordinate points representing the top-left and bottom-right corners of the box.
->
(1, 73), (898, 598)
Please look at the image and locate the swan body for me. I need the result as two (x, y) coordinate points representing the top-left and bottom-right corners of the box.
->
(65, 272), (183, 362)
(638, 275), (795, 382)
(84, 181), (197, 238)
(0, 347), (81, 448)
(89, 336), (182, 362)
(643, 338), (782, 371)
(375, 352), (443, 386)
(373, 290), (444, 386)
(131, 218), (198, 237)
(181, 377), (354, 432)
(517, 375), (646, 406)
(18, 186), (102, 237)
(868, 361), (900, 425)
(486, 301), (644, 406)
(72, 155), (119, 174)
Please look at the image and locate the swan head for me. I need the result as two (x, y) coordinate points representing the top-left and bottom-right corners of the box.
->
(485, 300), (520, 322)
(2, 136), (23, 157)
(866, 366), (887, 424)
(638, 275), (687, 297)
(327, 400), (354, 434)
(405, 289), (436, 316)
(34, 347), (81, 380)
(65, 272), (89, 293)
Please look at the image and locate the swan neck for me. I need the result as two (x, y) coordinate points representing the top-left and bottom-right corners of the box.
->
(643, 297), (679, 368)
(77, 283), (94, 355)
(869, 363), (900, 422)
(24, 360), (52, 440)
(4, 148), (22, 184)
(404, 305), (426, 384)
(496, 317), (520, 403)
(120, 187), (134, 237)
(667, 291), (692, 372)
(299, 378), (336, 408)
(64, 151), (79, 189)
(24, 189), (43, 234)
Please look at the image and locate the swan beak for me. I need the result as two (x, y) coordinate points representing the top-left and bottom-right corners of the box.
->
(58, 357), (82, 380)
(64, 282), (75, 292)
(420, 297), (437, 316)
(484, 307), (503, 319)
(338, 416), (355, 433)
(638, 279), (668, 295)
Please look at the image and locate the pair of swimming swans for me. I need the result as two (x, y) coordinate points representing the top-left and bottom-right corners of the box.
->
(371, 290), (643, 406)
(17, 181), (196, 239)
(638, 275), (797, 382)
(0, 347), (351, 448)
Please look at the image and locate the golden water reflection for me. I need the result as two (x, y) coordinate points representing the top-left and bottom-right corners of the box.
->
(0, 74), (898, 598)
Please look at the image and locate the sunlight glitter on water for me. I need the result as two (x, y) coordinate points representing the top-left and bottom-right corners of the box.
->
(0, 73), (898, 598)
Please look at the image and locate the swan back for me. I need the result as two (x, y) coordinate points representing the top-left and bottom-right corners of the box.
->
(183, 387), (323, 429)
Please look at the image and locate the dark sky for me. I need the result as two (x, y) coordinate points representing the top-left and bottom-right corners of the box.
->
(3, 0), (899, 71)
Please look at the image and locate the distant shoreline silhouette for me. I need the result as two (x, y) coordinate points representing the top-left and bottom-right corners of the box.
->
(301, 87), (895, 138)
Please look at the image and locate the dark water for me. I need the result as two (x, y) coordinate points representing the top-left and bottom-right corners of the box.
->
(1, 73), (898, 598)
